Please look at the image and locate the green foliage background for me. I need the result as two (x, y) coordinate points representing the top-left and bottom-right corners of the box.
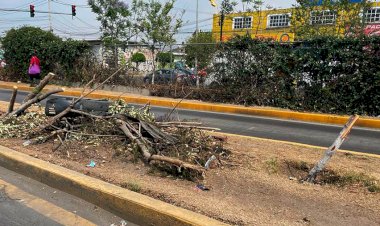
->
(156, 52), (173, 68)
(210, 35), (380, 116)
(185, 32), (216, 69)
(2, 26), (89, 81)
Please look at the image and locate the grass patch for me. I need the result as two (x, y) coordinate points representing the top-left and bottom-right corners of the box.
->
(120, 182), (141, 192)
(265, 158), (278, 174)
(285, 160), (380, 193)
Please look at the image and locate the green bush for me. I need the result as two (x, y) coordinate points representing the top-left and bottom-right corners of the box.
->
(156, 52), (173, 68)
(211, 35), (380, 116)
(1, 26), (89, 81)
(131, 52), (146, 69)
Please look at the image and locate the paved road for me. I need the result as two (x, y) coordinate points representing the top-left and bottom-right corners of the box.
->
(1, 88), (379, 155)
(0, 166), (136, 226)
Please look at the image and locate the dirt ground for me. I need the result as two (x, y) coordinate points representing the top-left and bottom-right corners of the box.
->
(1, 102), (380, 225)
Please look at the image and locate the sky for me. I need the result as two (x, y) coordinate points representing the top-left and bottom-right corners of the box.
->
(0, 0), (297, 42)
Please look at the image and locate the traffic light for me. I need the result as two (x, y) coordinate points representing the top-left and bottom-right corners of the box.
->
(30, 5), (35, 17)
(71, 5), (76, 16)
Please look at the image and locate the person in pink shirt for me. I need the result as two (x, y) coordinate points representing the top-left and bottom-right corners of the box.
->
(28, 53), (41, 86)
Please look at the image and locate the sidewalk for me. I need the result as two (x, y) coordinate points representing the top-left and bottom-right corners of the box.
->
(1, 80), (380, 129)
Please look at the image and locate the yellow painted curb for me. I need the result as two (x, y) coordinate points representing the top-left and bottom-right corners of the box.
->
(212, 132), (380, 159)
(1, 81), (380, 129)
(0, 145), (227, 226)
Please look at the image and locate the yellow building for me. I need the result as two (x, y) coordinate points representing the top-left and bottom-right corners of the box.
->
(212, 2), (380, 42)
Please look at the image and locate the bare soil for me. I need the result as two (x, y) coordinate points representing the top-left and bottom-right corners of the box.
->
(1, 102), (380, 225)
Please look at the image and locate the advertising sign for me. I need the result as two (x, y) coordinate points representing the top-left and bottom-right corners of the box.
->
(364, 24), (380, 36)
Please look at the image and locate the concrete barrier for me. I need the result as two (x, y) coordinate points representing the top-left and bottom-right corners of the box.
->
(0, 145), (227, 226)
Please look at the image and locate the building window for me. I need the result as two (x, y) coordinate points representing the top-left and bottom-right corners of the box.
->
(310, 10), (337, 25)
(267, 14), (290, 28)
(364, 8), (380, 24)
(233, 17), (252, 29)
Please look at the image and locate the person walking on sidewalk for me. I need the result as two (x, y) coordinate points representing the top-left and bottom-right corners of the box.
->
(28, 53), (41, 86)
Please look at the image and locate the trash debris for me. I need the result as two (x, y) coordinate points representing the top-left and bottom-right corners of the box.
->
(204, 155), (217, 170)
(23, 140), (31, 146)
(86, 160), (96, 168)
(110, 220), (128, 226)
(289, 176), (297, 181)
(196, 184), (210, 191)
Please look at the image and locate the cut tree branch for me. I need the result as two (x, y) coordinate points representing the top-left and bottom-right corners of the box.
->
(8, 88), (64, 117)
(23, 72), (56, 102)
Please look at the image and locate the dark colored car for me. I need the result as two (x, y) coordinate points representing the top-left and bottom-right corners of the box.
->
(143, 69), (178, 84)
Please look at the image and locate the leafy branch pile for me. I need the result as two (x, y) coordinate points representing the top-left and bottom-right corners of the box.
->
(0, 72), (228, 180)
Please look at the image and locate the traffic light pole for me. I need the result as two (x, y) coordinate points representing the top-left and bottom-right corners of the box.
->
(195, 0), (199, 88)
(48, 0), (52, 31)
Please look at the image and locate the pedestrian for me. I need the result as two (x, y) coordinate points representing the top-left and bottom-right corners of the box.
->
(28, 53), (41, 86)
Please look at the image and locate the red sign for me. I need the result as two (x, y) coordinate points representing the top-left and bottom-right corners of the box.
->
(364, 24), (380, 36)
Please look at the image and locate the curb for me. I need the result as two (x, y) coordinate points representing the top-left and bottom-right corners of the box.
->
(0, 145), (227, 226)
(212, 132), (380, 159)
(1, 82), (380, 129)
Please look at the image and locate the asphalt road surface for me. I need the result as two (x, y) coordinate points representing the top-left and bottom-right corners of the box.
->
(0, 88), (379, 155)
(0, 166), (136, 226)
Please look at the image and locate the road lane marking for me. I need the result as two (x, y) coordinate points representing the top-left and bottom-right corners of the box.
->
(0, 178), (96, 226)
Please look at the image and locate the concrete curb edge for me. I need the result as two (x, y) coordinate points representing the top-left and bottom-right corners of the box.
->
(0, 145), (227, 226)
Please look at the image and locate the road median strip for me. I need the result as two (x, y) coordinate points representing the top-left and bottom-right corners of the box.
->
(1, 81), (380, 129)
(0, 145), (226, 226)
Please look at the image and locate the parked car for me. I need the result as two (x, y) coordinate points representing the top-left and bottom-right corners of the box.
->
(143, 69), (178, 84)
(175, 68), (196, 85)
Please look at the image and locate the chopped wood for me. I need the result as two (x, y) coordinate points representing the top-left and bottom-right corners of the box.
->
(159, 124), (221, 131)
(140, 121), (178, 143)
(156, 121), (202, 125)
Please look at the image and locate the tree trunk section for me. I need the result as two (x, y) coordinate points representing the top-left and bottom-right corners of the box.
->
(305, 115), (359, 183)
(3, 86), (18, 117)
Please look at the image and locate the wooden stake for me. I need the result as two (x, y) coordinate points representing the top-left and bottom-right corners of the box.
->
(5, 86), (18, 116)
(305, 115), (359, 183)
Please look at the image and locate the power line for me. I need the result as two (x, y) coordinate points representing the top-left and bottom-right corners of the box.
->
(0, 8), (71, 16)
(52, 0), (90, 8)
(0, 0), (46, 17)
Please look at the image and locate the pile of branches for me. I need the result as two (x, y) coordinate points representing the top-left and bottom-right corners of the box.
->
(0, 71), (229, 180)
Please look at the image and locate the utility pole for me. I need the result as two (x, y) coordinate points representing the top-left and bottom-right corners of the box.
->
(48, 0), (52, 31)
(220, 13), (224, 42)
(195, 0), (199, 88)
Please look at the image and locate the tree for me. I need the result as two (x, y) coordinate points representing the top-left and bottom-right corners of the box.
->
(185, 32), (216, 69)
(219, 0), (237, 41)
(291, 0), (371, 40)
(88, 0), (134, 67)
(156, 52), (173, 68)
(135, 0), (183, 84)
(2, 26), (89, 80)
(131, 52), (146, 70)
